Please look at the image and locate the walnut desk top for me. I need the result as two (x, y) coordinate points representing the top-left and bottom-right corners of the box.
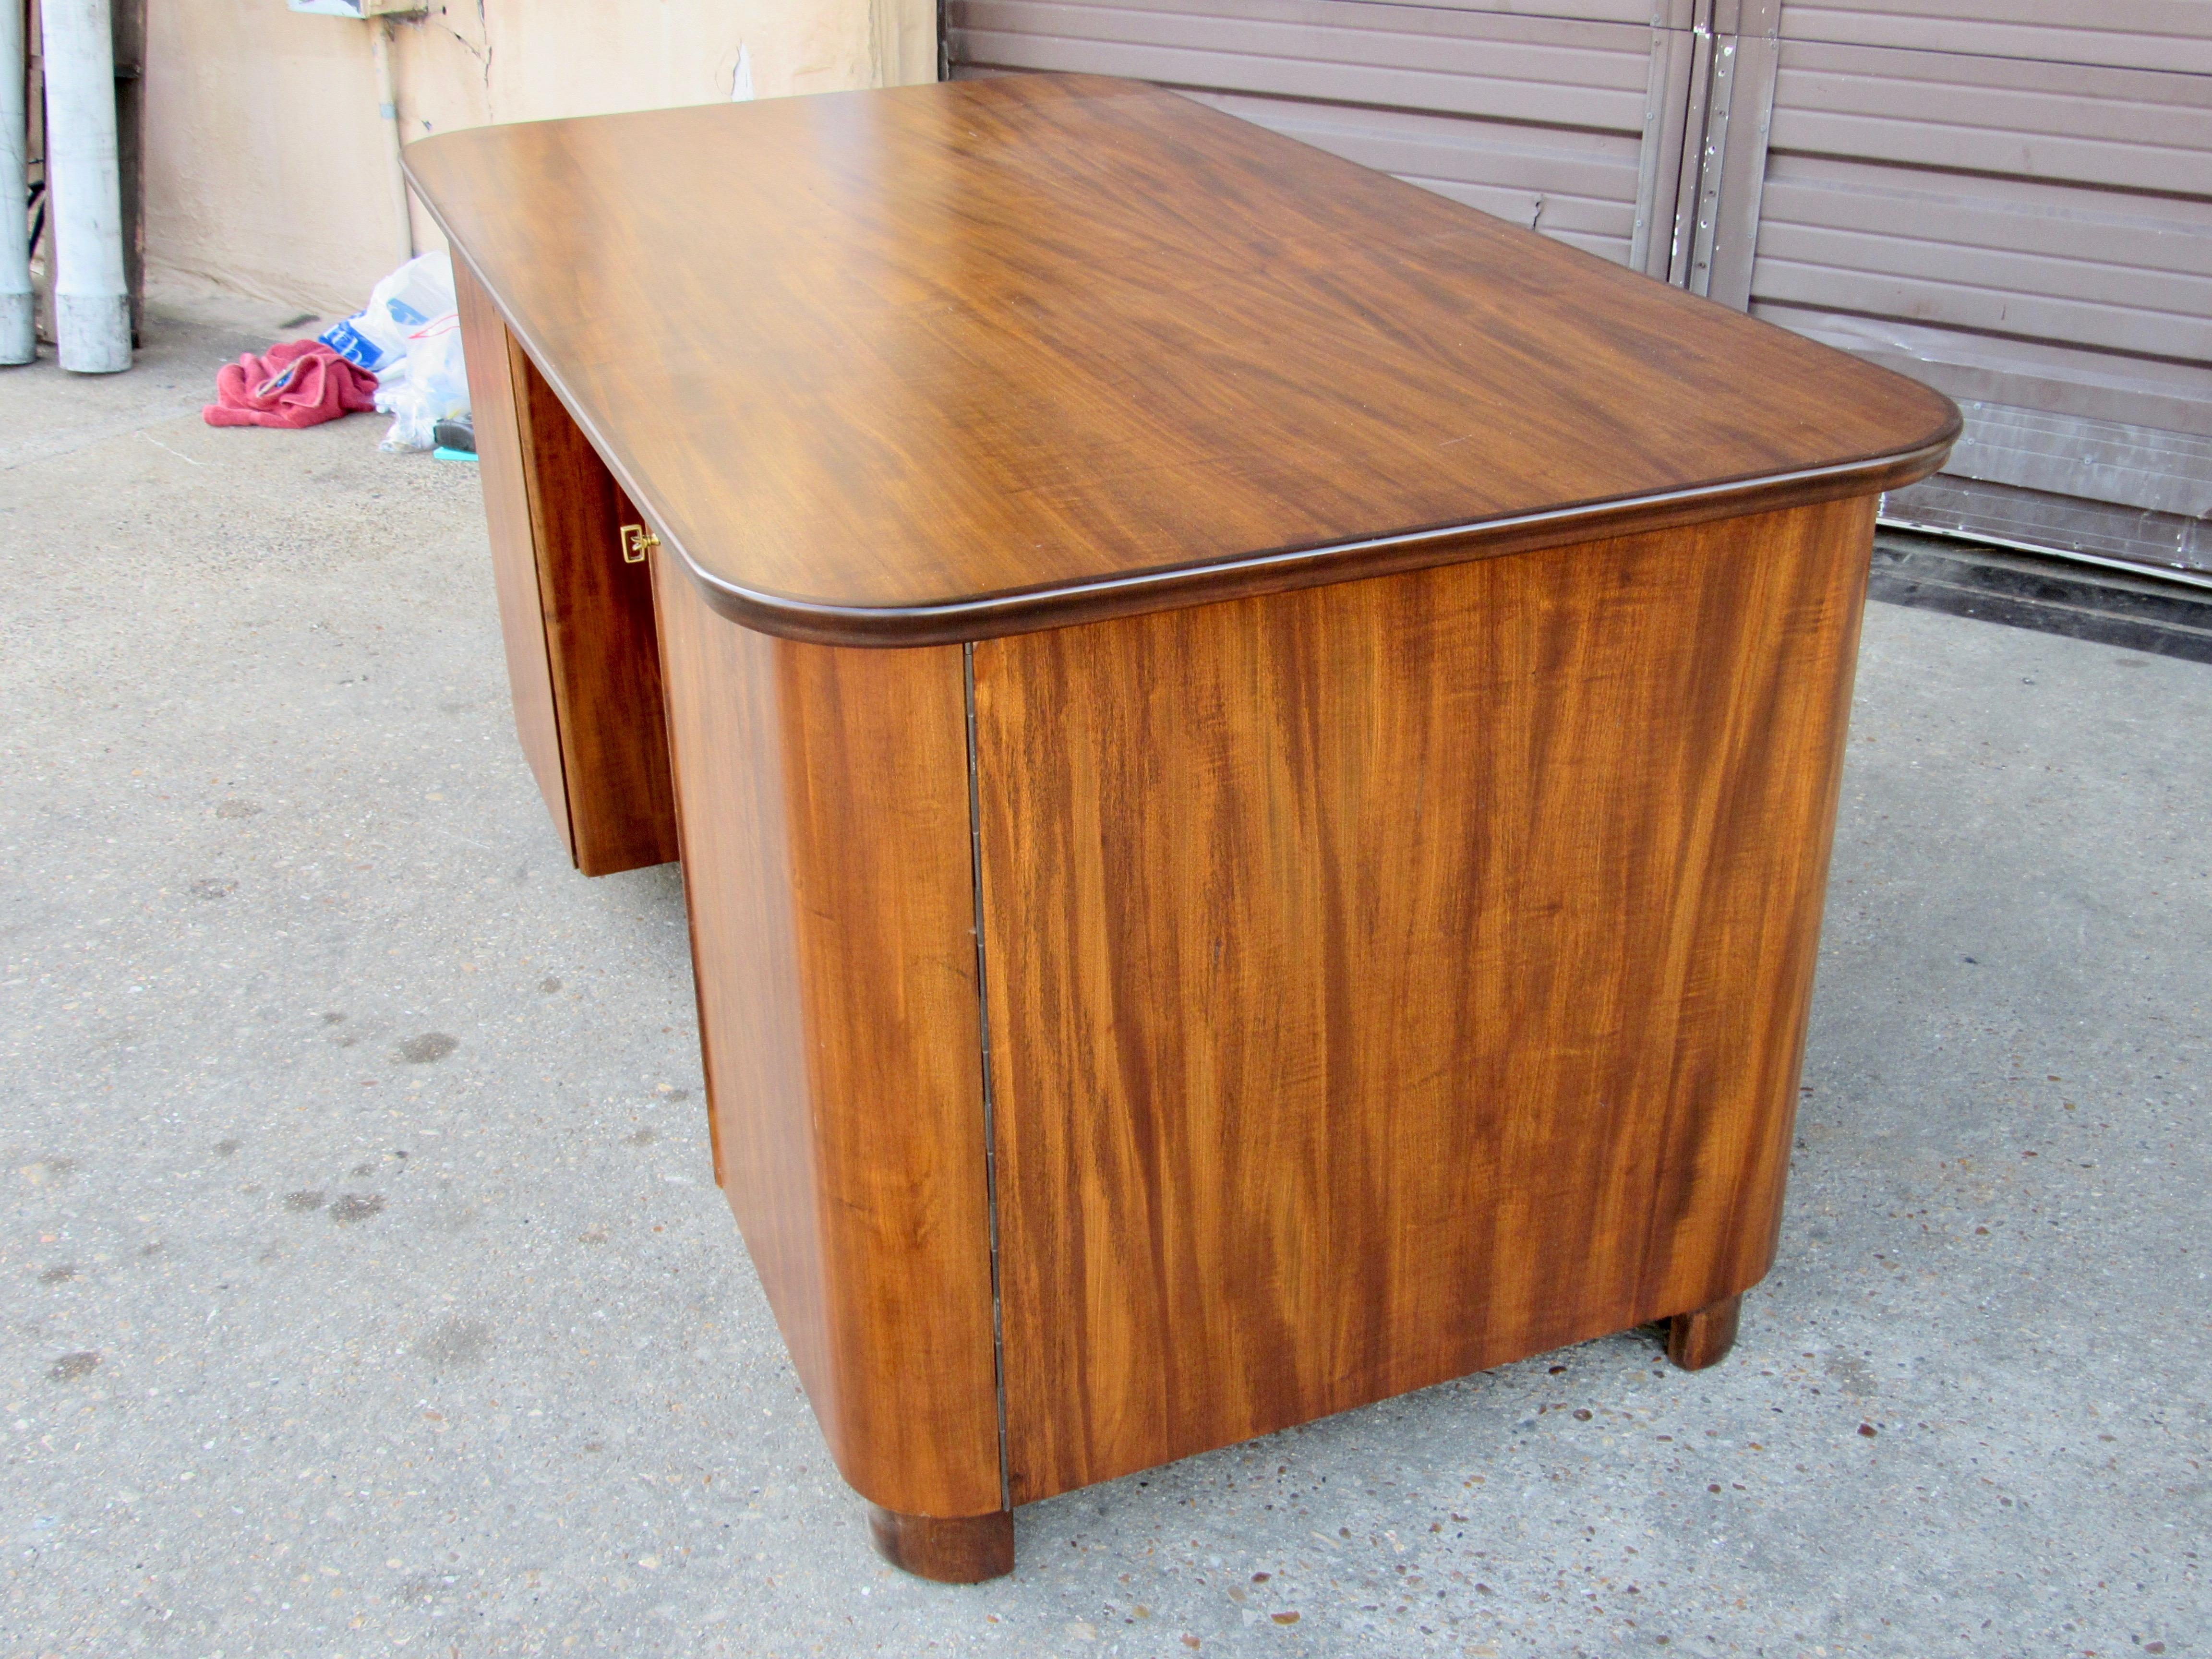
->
(404, 72), (1953, 646)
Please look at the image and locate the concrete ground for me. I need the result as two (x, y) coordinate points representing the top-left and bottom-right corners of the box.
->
(2, 298), (2206, 1659)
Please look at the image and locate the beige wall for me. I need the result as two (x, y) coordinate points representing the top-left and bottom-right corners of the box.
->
(144, 0), (937, 316)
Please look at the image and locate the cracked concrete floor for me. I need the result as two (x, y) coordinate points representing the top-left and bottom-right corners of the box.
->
(2, 298), (2207, 1658)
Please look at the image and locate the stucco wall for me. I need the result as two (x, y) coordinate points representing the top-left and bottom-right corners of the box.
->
(144, 0), (936, 316)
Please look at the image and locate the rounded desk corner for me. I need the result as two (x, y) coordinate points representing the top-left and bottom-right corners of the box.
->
(1876, 398), (1966, 496)
(397, 122), (485, 195)
(659, 535), (980, 649)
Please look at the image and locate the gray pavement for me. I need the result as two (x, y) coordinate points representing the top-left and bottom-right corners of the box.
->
(3, 300), (2207, 1659)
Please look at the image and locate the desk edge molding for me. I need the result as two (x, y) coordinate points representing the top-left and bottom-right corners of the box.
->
(414, 191), (1958, 649)
(668, 434), (1957, 646)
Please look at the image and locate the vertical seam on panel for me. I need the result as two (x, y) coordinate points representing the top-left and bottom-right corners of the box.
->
(964, 642), (1012, 1512)
(1631, 21), (1672, 275)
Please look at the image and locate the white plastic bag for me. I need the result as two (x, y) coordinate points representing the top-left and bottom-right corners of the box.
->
(319, 251), (456, 377)
(375, 309), (470, 452)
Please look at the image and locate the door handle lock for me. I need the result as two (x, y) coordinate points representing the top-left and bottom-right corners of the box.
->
(620, 524), (659, 564)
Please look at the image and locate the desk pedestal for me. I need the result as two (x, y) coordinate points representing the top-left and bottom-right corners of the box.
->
(462, 290), (1871, 1582)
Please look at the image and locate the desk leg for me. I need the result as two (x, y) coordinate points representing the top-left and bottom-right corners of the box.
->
(453, 257), (679, 876)
(1666, 1295), (1743, 1371)
(866, 1506), (1017, 1584)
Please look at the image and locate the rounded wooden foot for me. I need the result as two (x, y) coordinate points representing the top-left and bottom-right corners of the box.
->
(865, 1503), (1015, 1583)
(1665, 1293), (1742, 1371)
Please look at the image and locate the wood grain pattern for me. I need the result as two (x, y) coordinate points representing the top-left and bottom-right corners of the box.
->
(405, 76), (1956, 645)
(973, 497), (1874, 1504)
(452, 257), (679, 876)
(650, 549), (1003, 1519)
(454, 257), (571, 855)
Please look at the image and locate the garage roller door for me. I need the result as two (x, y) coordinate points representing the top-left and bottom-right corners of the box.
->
(1751, 4), (2212, 577)
(948, 0), (2211, 580)
(949, 0), (1746, 276)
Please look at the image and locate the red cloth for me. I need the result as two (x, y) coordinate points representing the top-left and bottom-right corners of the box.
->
(203, 340), (379, 430)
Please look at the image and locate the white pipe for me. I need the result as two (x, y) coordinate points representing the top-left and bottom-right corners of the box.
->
(41, 0), (130, 373)
(372, 20), (413, 267)
(0, 0), (34, 363)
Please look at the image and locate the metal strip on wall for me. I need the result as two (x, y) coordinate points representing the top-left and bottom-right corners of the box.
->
(1628, 8), (1699, 277)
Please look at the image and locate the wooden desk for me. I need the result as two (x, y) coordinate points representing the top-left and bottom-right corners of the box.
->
(404, 73), (1956, 1584)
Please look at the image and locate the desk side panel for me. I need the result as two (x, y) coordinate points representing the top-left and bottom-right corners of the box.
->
(976, 496), (1873, 1504)
(652, 557), (1003, 1519)
(455, 257), (572, 858)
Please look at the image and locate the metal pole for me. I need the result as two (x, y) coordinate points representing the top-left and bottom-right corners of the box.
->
(371, 18), (413, 266)
(1, 0), (36, 361)
(42, 0), (129, 372)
